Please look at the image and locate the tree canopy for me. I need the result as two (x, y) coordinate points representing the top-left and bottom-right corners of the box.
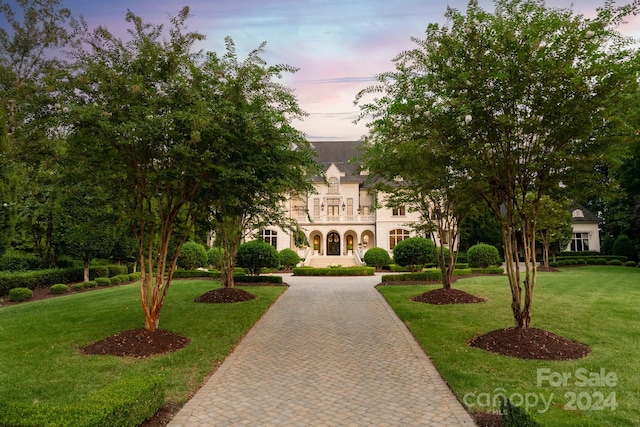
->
(357, 0), (640, 329)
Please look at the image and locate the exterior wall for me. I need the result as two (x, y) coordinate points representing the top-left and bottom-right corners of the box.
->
(567, 222), (601, 252)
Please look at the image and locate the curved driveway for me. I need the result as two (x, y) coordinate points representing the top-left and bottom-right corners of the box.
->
(169, 274), (474, 426)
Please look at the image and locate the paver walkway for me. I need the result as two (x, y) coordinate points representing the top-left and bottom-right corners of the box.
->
(169, 274), (474, 426)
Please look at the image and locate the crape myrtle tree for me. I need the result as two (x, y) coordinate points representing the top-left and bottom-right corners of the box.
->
(354, 126), (478, 289)
(357, 0), (639, 329)
(66, 8), (241, 332)
(207, 39), (317, 289)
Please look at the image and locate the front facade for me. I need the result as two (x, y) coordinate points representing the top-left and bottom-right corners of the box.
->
(259, 142), (603, 266)
(262, 141), (429, 266)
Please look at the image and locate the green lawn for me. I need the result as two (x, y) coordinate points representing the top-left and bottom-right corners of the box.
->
(0, 280), (286, 406)
(377, 266), (640, 427)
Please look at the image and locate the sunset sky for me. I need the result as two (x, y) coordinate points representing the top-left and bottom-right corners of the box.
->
(20, 0), (640, 140)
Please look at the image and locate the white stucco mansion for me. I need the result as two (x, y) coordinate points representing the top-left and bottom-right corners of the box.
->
(258, 141), (602, 267)
(260, 141), (433, 267)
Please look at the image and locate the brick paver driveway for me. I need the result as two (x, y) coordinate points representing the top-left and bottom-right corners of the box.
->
(169, 274), (474, 426)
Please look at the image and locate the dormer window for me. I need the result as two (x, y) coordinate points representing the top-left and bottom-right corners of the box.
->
(328, 177), (339, 194)
(572, 209), (584, 218)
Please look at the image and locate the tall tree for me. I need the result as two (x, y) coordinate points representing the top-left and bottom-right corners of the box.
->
(357, 0), (639, 329)
(68, 8), (229, 332)
(208, 39), (317, 289)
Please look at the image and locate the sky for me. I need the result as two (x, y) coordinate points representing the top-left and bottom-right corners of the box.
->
(15, 0), (640, 140)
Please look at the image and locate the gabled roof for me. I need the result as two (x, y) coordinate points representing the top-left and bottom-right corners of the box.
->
(310, 141), (367, 184)
(569, 202), (602, 224)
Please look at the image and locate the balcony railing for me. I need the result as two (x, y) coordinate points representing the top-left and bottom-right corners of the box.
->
(296, 214), (375, 224)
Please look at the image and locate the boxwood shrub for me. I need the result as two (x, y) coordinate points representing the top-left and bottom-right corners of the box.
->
(595, 258), (608, 265)
(292, 267), (375, 276)
(71, 283), (86, 291)
(85, 280), (98, 288)
(608, 259), (622, 266)
(0, 375), (163, 427)
(8, 287), (33, 302)
(0, 268), (84, 296)
(625, 261), (637, 267)
(50, 284), (69, 294)
(95, 277), (111, 287)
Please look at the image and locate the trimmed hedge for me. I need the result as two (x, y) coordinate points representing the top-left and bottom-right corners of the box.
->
(50, 284), (69, 294)
(235, 275), (283, 284)
(381, 271), (442, 282)
(626, 261), (637, 267)
(0, 268), (84, 296)
(292, 267), (375, 276)
(608, 259), (623, 266)
(71, 283), (86, 291)
(471, 267), (504, 274)
(0, 375), (163, 427)
(95, 277), (111, 287)
(8, 287), (33, 302)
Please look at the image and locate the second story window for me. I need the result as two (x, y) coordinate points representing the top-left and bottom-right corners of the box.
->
(328, 177), (339, 194)
(392, 206), (406, 216)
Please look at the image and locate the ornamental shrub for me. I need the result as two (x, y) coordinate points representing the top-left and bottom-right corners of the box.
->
(71, 283), (85, 291)
(392, 237), (435, 272)
(50, 284), (69, 294)
(9, 287), (32, 302)
(236, 240), (279, 276)
(177, 241), (208, 270)
(85, 280), (98, 288)
(595, 258), (608, 265)
(613, 234), (637, 261)
(363, 247), (391, 270)
(278, 248), (301, 269)
(207, 247), (224, 268)
(110, 276), (122, 285)
(625, 261), (636, 267)
(608, 259), (622, 266)
(95, 277), (111, 287)
(467, 243), (502, 268)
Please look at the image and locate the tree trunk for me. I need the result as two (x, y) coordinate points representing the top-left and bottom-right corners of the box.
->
(83, 259), (90, 283)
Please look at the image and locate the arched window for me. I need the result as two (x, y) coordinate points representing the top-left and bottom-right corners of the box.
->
(572, 209), (584, 218)
(262, 229), (277, 248)
(328, 177), (339, 194)
(389, 229), (410, 249)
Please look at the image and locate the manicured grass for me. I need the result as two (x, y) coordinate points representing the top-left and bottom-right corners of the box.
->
(378, 266), (640, 426)
(0, 280), (286, 406)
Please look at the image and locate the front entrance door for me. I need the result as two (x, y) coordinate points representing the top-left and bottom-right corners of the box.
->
(327, 232), (340, 256)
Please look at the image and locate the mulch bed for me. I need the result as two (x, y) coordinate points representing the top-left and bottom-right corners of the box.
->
(469, 327), (591, 360)
(472, 412), (503, 427)
(194, 287), (256, 303)
(412, 287), (486, 304)
(79, 328), (191, 358)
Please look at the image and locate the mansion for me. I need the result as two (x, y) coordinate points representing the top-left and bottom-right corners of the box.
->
(260, 141), (601, 267)
(262, 141), (439, 267)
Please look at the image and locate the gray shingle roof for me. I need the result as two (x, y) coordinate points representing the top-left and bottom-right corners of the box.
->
(310, 141), (366, 184)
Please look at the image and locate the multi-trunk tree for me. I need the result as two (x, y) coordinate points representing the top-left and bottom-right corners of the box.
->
(357, 0), (639, 329)
(66, 9), (315, 332)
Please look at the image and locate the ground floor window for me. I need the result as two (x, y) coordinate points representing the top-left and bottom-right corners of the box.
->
(262, 229), (277, 248)
(570, 232), (589, 252)
(389, 229), (410, 250)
